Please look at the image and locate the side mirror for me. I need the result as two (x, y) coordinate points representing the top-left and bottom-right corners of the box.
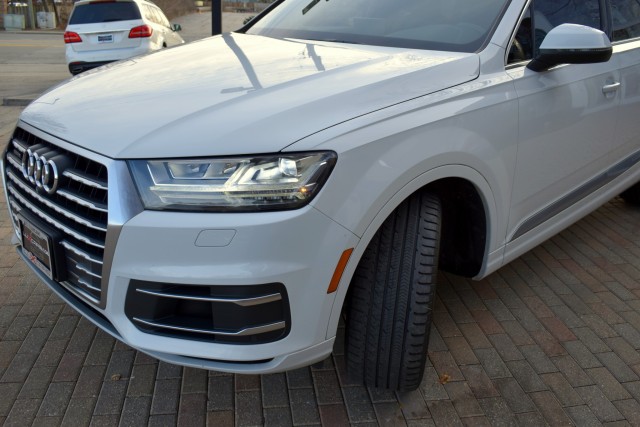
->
(527, 23), (612, 72)
(172, 23), (182, 32)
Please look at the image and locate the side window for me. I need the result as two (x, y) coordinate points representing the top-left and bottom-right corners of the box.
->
(156, 8), (171, 28)
(611, 0), (640, 41)
(508, 7), (534, 64)
(508, 0), (603, 65)
(152, 6), (160, 24)
(142, 5), (155, 24)
(535, 0), (601, 30)
(151, 7), (167, 27)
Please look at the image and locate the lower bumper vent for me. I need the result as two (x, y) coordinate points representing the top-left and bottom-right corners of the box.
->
(124, 281), (291, 344)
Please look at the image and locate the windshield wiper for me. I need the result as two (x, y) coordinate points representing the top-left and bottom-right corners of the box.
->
(302, 0), (320, 15)
(302, 0), (329, 15)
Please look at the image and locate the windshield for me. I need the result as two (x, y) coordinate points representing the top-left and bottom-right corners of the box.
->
(246, 0), (510, 52)
(69, 2), (141, 25)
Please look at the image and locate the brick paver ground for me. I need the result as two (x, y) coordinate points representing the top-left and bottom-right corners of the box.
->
(3, 121), (640, 426)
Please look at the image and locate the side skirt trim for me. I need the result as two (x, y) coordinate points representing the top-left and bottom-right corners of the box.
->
(511, 150), (640, 241)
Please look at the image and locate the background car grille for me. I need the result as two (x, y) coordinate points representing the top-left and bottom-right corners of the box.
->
(3, 127), (108, 305)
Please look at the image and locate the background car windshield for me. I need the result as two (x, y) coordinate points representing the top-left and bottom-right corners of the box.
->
(246, 0), (509, 52)
(69, 2), (141, 25)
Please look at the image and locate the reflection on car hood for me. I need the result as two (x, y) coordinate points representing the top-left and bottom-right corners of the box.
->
(21, 33), (480, 159)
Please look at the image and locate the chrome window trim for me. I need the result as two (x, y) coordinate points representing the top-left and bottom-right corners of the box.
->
(504, 0), (533, 67)
(612, 37), (640, 52)
(612, 36), (640, 45)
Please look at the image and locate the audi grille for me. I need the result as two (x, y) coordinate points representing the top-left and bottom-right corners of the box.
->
(3, 126), (108, 305)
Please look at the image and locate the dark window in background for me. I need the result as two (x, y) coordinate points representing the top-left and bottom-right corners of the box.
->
(535, 0), (601, 30)
(611, 0), (640, 41)
(69, 2), (141, 25)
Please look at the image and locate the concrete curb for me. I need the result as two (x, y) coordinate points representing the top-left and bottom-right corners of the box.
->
(1, 29), (63, 35)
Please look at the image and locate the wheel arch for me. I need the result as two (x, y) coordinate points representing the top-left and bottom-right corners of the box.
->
(428, 177), (488, 277)
(325, 164), (498, 340)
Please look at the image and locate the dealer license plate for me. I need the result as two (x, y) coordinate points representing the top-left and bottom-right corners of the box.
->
(20, 217), (54, 280)
(98, 34), (114, 44)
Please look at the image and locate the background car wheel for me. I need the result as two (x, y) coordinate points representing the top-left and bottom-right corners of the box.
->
(620, 183), (640, 205)
(345, 191), (441, 391)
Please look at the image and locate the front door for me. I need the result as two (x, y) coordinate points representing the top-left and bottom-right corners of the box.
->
(505, 0), (620, 242)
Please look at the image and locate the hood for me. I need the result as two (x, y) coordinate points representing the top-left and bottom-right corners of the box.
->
(21, 33), (479, 159)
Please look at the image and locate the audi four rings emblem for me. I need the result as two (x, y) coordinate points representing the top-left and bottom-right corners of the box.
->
(21, 148), (62, 195)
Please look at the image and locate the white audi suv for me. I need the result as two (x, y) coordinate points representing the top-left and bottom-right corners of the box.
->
(4, 0), (640, 390)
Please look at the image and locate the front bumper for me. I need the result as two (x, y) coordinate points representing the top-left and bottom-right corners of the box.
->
(3, 122), (359, 373)
(106, 206), (356, 369)
(16, 241), (338, 373)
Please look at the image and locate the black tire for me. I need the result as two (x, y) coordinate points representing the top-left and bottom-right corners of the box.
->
(620, 184), (640, 205)
(345, 191), (441, 391)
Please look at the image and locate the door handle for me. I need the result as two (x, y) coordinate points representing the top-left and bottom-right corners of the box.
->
(602, 82), (621, 94)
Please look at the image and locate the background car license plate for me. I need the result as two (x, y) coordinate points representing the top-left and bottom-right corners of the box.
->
(20, 217), (54, 280)
(98, 34), (114, 43)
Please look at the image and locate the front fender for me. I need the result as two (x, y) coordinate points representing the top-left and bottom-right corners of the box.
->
(321, 163), (501, 340)
(295, 72), (517, 243)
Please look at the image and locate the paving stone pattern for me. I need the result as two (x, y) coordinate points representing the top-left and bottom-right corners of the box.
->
(3, 157), (640, 425)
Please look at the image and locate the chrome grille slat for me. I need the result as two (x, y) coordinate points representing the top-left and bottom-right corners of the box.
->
(61, 280), (101, 304)
(67, 269), (101, 292)
(4, 127), (109, 307)
(7, 171), (107, 232)
(72, 260), (102, 279)
(6, 152), (21, 170)
(61, 241), (104, 265)
(79, 280), (100, 293)
(12, 138), (28, 153)
(57, 189), (108, 213)
(63, 169), (107, 190)
(8, 195), (105, 249)
(132, 317), (287, 337)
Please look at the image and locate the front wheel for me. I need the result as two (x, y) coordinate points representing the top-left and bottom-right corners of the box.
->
(345, 191), (442, 391)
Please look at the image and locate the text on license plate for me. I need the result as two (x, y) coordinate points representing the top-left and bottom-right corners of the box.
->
(98, 34), (114, 43)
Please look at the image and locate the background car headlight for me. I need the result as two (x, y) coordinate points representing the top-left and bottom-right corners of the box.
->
(129, 151), (337, 211)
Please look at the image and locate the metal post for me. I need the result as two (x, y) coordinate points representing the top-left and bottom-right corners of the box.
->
(26, 0), (36, 30)
(212, 0), (222, 35)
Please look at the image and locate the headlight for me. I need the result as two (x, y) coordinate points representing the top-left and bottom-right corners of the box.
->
(129, 151), (337, 212)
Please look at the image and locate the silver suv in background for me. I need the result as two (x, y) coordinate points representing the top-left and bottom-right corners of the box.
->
(64, 0), (184, 75)
(3, 0), (640, 391)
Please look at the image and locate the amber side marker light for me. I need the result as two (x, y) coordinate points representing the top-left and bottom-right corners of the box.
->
(327, 248), (354, 294)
